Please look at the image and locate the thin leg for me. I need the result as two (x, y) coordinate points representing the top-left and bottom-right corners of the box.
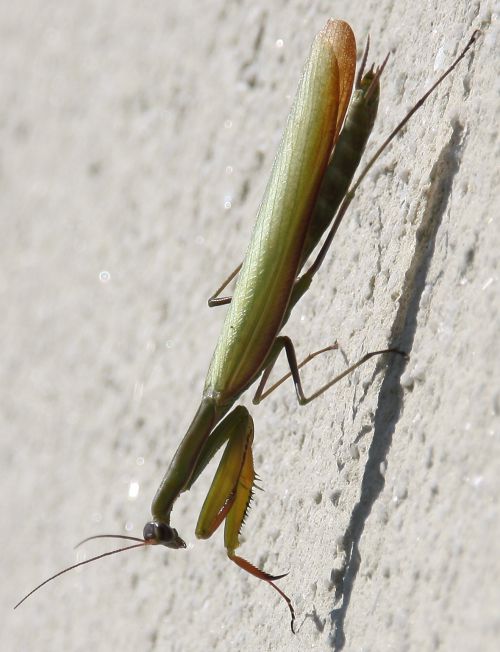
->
(208, 262), (242, 307)
(253, 341), (338, 403)
(209, 260), (311, 312)
(229, 553), (296, 633)
(253, 335), (406, 406)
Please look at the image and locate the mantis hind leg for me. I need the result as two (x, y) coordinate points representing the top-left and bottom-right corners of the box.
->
(191, 405), (296, 632)
(253, 335), (406, 405)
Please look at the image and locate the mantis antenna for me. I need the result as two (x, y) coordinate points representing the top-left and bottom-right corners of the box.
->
(14, 534), (149, 609)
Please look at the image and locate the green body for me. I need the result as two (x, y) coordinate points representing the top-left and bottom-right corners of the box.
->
(151, 25), (380, 529)
(144, 22), (477, 630)
(204, 36), (341, 403)
(149, 20), (377, 631)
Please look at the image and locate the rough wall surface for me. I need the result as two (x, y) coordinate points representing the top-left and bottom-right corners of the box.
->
(2, 2), (498, 651)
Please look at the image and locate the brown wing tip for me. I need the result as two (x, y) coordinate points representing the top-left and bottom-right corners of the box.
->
(317, 20), (357, 144)
(320, 19), (355, 50)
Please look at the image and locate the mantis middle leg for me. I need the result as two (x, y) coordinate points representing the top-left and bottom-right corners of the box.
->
(253, 335), (405, 405)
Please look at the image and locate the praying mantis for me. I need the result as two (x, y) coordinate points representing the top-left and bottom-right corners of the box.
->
(15, 19), (478, 633)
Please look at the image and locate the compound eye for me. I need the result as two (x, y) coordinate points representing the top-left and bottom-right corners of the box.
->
(143, 522), (157, 542)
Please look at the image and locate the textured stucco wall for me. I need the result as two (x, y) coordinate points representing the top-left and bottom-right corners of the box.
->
(2, 2), (498, 651)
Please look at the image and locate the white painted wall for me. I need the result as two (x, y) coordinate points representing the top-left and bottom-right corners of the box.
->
(2, 1), (498, 650)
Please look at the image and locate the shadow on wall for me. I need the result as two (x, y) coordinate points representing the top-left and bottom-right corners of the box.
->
(328, 122), (465, 650)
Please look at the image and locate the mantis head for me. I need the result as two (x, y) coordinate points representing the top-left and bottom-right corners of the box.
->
(143, 520), (186, 549)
